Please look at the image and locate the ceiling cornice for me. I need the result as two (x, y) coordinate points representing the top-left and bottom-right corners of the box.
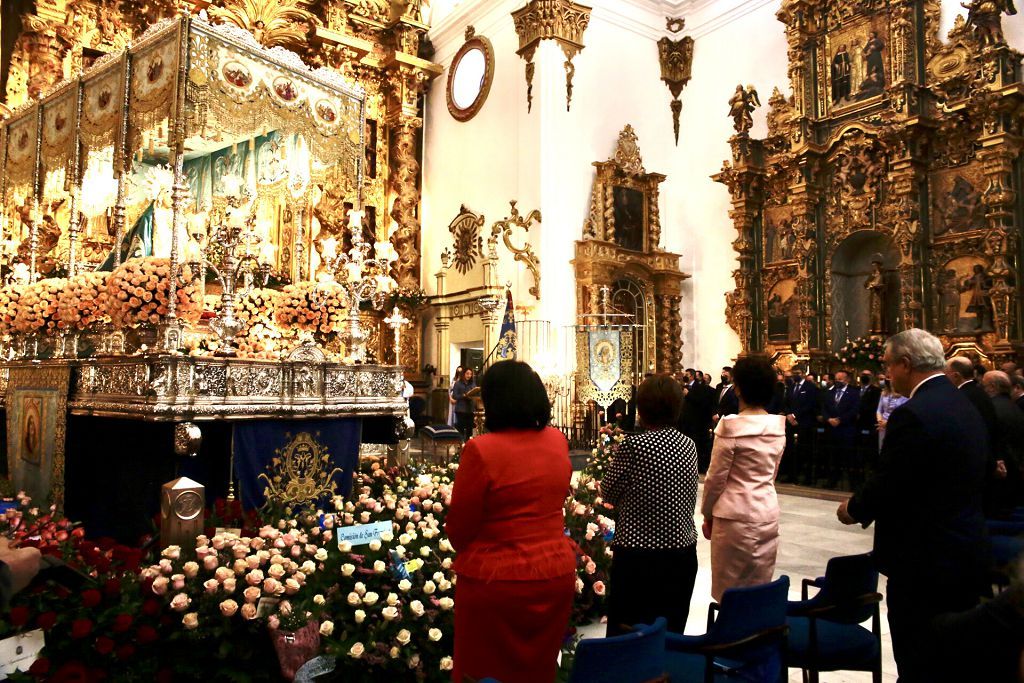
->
(429, 0), (520, 60)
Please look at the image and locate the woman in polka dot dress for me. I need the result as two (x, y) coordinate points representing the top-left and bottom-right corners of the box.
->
(601, 374), (699, 637)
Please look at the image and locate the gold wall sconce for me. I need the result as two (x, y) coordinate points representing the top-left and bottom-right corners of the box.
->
(658, 17), (694, 145)
(511, 0), (592, 113)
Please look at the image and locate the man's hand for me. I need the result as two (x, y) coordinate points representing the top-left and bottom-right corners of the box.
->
(0, 537), (42, 594)
(995, 460), (1008, 479)
(786, 414), (797, 427)
(702, 518), (713, 540)
(836, 499), (857, 525)
(712, 414), (721, 424)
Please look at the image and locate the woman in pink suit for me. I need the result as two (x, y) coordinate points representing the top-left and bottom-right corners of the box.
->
(701, 357), (786, 601)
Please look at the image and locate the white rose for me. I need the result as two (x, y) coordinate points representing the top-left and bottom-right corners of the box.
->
(440, 656), (454, 671)
(347, 592), (362, 606)
(341, 563), (356, 577)
(382, 606), (399, 620)
(182, 612), (199, 630)
(390, 646), (400, 659)
(381, 531), (394, 542)
(374, 560), (387, 574)
(349, 642), (365, 658)
(439, 597), (454, 611)
(386, 593), (399, 606)
(396, 628), (411, 645)
(442, 558), (452, 569)
(362, 591), (379, 606)
(313, 594), (326, 606)
(319, 620), (334, 636)
(354, 582), (366, 596)
(409, 600), (425, 617)
(399, 534), (412, 545)
(398, 579), (412, 592)
(419, 546), (431, 557)
(314, 548), (328, 561)
(368, 539), (382, 552)
(438, 538), (453, 553)
(428, 628), (442, 642)
(422, 580), (436, 595)
(354, 609), (366, 624)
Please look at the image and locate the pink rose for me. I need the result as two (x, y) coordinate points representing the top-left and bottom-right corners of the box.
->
(245, 569), (264, 586)
(170, 593), (191, 612)
(203, 555), (219, 572)
(240, 603), (257, 620)
(243, 586), (261, 603)
(219, 599), (239, 617)
(151, 576), (169, 596)
(593, 581), (606, 596)
(222, 578), (237, 594)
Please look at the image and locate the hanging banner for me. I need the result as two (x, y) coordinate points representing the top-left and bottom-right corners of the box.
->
(575, 327), (633, 409)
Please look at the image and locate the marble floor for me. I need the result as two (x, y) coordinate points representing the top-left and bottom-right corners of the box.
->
(578, 483), (895, 683)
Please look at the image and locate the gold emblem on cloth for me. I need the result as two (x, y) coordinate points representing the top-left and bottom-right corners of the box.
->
(259, 431), (343, 507)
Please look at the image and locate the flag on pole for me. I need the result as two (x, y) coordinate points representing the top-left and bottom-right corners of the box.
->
(496, 289), (517, 359)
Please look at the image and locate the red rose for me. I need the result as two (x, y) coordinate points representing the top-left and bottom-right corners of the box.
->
(103, 578), (122, 597)
(95, 636), (115, 655)
(28, 657), (50, 677)
(9, 605), (30, 627)
(136, 625), (159, 644)
(141, 599), (160, 617)
(70, 618), (93, 639)
(51, 661), (89, 682)
(36, 611), (57, 630)
(115, 643), (136, 660)
(112, 613), (133, 633)
(81, 589), (102, 608)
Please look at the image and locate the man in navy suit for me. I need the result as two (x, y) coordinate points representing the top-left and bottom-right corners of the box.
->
(821, 370), (859, 487)
(783, 366), (820, 484)
(839, 329), (988, 683)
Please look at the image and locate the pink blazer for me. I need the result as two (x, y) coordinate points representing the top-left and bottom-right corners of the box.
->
(701, 414), (786, 523)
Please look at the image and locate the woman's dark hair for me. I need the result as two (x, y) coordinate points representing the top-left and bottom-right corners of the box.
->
(480, 360), (551, 431)
(636, 374), (683, 429)
(732, 357), (776, 408)
(460, 367), (474, 382)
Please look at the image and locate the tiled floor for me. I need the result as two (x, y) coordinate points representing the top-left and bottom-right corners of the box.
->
(578, 483), (896, 683)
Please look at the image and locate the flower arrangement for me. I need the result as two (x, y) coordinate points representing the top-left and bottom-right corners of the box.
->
(275, 281), (346, 335)
(106, 257), (202, 328)
(57, 272), (110, 331)
(565, 474), (615, 625)
(0, 284), (27, 336)
(834, 335), (886, 371)
(584, 423), (626, 480)
(234, 288), (282, 359)
(12, 278), (67, 335)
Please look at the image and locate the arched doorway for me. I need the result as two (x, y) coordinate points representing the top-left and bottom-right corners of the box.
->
(610, 277), (650, 381)
(830, 231), (900, 350)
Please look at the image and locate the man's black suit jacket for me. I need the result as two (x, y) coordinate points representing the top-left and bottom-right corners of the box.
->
(680, 382), (715, 435)
(822, 383), (860, 440)
(786, 380), (820, 429)
(857, 384), (882, 432)
(847, 375), (988, 581)
(715, 384), (739, 418)
(959, 379), (1000, 463)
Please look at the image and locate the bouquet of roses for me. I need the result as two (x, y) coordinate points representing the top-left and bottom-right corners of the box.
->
(107, 257), (202, 328)
(58, 272), (111, 331)
(275, 281), (347, 335)
(13, 278), (67, 335)
(0, 283), (27, 336)
(583, 423), (626, 480)
(834, 335), (885, 371)
(235, 288), (282, 359)
(564, 475), (615, 625)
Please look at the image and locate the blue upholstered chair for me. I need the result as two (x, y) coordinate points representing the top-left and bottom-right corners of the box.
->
(569, 617), (668, 683)
(785, 553), (882, 683)
(665, 576), (790, 683)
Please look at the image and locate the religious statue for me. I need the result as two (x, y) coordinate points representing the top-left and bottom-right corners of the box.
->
(831, 44), (852, 104)
(938, 269), (961, 332)
(858, 32), (886, 99)
(767, 292), (788, 341)
(15, 199), (65, 276)
(961, 264), (994, 331)
(728, 84), (760, 135)
(785, 294), (802, 343)
(865, 254), (887, 335)
(963, 0), (1018, 47)
(936, 176), (983, 235)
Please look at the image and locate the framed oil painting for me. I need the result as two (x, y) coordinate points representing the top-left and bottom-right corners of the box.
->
(824, 14), (891, 115)
(612, 185), (646, 252)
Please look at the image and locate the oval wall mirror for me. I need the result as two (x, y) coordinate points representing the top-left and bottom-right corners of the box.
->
(446, 28), (494, 122)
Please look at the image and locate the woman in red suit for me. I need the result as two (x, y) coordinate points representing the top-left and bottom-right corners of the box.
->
(446, 360), (577, 683)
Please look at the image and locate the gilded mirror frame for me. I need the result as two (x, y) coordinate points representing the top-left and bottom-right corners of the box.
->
(446, 28), (495, 123)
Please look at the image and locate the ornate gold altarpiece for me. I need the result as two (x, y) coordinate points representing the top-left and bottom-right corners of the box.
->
(716, 0), (1024, 368)
(574, 125), (689, 375)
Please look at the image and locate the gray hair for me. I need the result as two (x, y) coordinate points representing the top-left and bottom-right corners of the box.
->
(885, 329), (946, 372)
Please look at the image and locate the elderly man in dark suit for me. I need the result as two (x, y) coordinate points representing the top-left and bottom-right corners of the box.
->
(983, 370), (1024, 516)
(946, 356), (1004, 516)
(821, 370), (859, 488)
(783, 366), (820, 484)
(839, 329), (989, 683)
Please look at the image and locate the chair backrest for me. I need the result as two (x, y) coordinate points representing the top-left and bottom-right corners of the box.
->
(815, 553), (879, 624)
(569, 617), (667, 683)
(710, 576), (790, 645)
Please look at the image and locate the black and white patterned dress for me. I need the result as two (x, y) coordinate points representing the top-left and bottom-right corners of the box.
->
(601, 428), (699, 550)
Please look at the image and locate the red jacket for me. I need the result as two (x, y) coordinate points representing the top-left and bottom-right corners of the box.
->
(446, 427), (576, 581)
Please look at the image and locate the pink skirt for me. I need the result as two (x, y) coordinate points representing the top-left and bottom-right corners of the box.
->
(710, 517), (780, 602)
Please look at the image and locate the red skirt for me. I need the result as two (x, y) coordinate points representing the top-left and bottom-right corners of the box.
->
(453, 573), (575, 683)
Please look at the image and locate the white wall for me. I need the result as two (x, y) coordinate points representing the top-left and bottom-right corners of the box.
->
(422, 0), (1024, 375)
